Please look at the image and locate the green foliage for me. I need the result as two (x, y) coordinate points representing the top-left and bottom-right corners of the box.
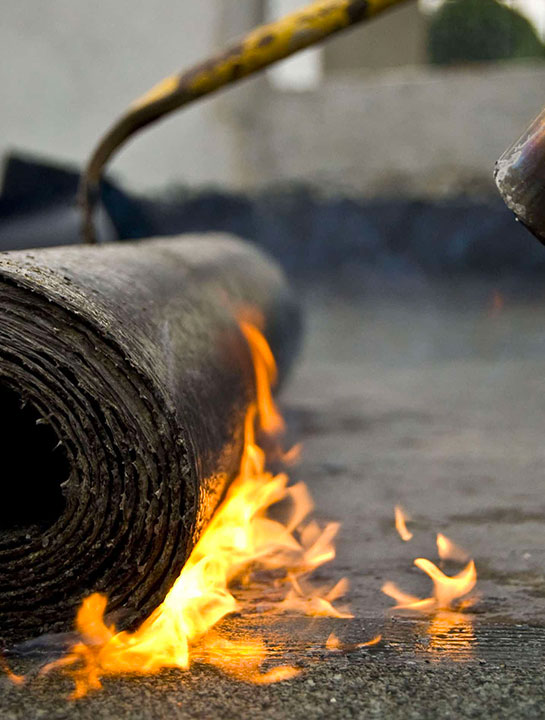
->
(428, 0), (545, 66)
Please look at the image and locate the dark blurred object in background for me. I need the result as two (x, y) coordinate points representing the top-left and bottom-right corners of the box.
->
(1, 154), (543, 281)
(428, 0), (544, 66)
(0, 155), (151, 249)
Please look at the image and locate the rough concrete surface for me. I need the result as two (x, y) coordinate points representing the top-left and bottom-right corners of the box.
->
(3, 278), (545, 718)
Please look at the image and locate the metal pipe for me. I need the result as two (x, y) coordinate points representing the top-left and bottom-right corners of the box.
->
(495, 106), (545, 245)
(80, 0), (411, 243)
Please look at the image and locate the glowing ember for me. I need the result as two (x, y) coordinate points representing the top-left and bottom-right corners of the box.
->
(394, 505), (413, 542)
(489, 290), (505, 317)
(42, 322), (350, 698)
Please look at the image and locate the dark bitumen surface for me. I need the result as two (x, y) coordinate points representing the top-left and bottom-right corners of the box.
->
(3, 277), (545, 718)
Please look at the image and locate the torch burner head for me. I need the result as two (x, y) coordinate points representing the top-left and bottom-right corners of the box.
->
(495, 107), (545, 245)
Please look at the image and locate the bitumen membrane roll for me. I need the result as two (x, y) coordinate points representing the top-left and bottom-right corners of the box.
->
(0, 234), (300, 644)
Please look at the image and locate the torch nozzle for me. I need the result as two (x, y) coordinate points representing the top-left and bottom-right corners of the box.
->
(495, 107), (545, 245)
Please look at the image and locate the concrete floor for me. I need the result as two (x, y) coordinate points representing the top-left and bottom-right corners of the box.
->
(4, 277), (545, 718)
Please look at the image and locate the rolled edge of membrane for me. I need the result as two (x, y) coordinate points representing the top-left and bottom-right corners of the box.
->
(0, 269), (190, 642)
(0, 235), (300, 644)
(494, 107), (545, 245)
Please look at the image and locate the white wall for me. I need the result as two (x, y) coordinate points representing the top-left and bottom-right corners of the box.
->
(0, 1), (260, 191)
(243, 62), (545, 197)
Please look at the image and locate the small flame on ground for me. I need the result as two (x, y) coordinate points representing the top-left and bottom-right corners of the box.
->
(436, 533), (469, 563)
(40, 321), (353, 699)
(326, 633), (342, 651)
(383, 541), (476, 613)
(394, 506), (413, 542)
(383, 527), (477, 614)
(326, 632), (382, 653)
(0, 656), (25, 686)
(383, 525), (477, 659)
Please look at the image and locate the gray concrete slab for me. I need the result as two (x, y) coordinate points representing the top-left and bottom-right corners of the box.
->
(3, 278), (545, 717)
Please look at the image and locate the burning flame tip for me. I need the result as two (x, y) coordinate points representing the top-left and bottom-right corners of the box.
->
(358, 634), (382, 648)
(436, 532), (469, 563)
(282, 443), (302, 467)
(394, 505), (413, 542)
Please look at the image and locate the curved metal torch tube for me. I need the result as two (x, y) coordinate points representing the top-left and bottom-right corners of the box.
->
(79, 0), (410, 243)
(495, 106), (545, 245)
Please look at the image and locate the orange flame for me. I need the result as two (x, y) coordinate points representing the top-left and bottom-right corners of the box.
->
(383, 534), (476, 613)
(326, 632), (342, 651)
(436, 533), (469, 563)
(44, 321), (350, 698)
(383, 525), (477, 660)
(240, 321), (285, 435)
(326, 632), (382, 653)
(0, 655), (25, 686)
(394, 505), (413, 542)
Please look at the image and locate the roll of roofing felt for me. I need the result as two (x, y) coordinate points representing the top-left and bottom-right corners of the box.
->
(0, 235), (300, 644)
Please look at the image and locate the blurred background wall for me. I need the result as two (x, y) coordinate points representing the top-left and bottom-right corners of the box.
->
(1, 0), (544, 195)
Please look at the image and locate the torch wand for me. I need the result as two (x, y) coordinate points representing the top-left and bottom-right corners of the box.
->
(80, 0), (411, 243)
(495, 107), (545, 246)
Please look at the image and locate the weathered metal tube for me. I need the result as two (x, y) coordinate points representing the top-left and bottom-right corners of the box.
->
(495, 107), (545, 245)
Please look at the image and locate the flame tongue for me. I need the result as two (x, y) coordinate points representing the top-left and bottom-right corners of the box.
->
(43, 321), (348, 698)
(383, 554), (476, 613)
(384, 521), (477, 613)
(413, 557), (477, 611)
(436, 533), (469, 563)
(394, 505), (413, 542)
